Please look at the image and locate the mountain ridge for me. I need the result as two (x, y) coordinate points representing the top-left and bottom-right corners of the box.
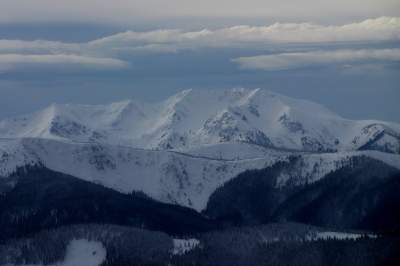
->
(1, 137), (400, 212)
(1, 88), (399, 153)
(1, 88), (400, 212)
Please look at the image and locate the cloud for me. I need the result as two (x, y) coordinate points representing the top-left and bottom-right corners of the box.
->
(0, 17), (399, 56)
(0, 40), (79, 54)
(0, 17), (399, 73)
(88, 17), (400, 52)
(232, 48), (400, 70)
(0, 54), (129, 73)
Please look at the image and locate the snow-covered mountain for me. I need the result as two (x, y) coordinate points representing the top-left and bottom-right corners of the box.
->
(1, 137), (400, 212)
(0, 138), (282, 210)
(1, 88), (400, 211)
(1, 88), (399, 153)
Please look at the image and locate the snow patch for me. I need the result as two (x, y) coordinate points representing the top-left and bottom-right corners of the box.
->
(59, 239), (106, 266)
(6, 239), (106, 266)
(172, 238), (200, 255)
(306, 231), (376, 241)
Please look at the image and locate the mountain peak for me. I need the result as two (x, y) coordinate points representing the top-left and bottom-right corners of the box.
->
(0, 88), (399, 153)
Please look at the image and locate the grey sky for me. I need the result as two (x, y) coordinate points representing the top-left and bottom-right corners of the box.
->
(0, 0), (399, 24)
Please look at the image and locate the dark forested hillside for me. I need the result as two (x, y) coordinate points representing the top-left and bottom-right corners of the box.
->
(0, 166), (219, 242)
(205, 156), (400, 232)
(173, 235), (400, 266)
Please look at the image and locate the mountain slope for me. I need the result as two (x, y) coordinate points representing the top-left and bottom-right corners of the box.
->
(1, 138), (400, 212)
(205, 156), (400, 232)
(1, 88), (399, 153)
(0, 138), (284, 211)
(0, 166), (219, 241)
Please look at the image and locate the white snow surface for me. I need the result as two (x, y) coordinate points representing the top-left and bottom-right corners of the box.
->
(59, 239), (106, 266)
(0, 88), (399, 153)
(0, 138), (282, 211)
(307, 231), (376, 241)
(1, 138), (400, 211)
(172, 238), (200, 255)
(5, 239), (106, 266)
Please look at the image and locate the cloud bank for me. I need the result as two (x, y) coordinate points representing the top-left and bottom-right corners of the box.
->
(0, 17), (399, 73)
(0, 54), (129, 73)
(89, 16), (400, 50)
(1, 17), (399, 55)
(232, 49), (400, 70)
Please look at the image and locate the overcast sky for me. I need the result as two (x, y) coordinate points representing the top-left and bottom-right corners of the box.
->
(1, 0), (399, 24)
(0, 1), (399, 123)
